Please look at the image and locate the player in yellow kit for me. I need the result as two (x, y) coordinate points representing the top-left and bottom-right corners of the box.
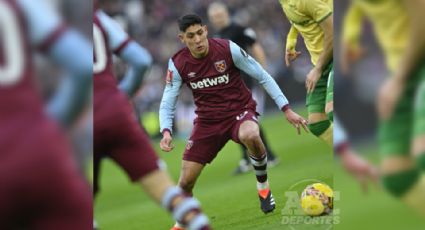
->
(279, 0), (334, 147)
(341, 0), (425, 216)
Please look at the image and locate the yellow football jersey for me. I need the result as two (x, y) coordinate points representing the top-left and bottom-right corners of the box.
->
(280, 0), (333, 66)
(343, 0), (409, 72)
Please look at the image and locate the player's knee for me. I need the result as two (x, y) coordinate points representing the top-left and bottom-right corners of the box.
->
(325, 102), (333, 115)
(308, 113), (328, 124)
(382, 169), (420, 197)
(308, 120), (331, 137)
(239, 128), (260, 144)
(325, 104), (333, 121)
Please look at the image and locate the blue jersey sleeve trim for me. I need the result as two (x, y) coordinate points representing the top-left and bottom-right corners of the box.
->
(159, 59), (183, 134)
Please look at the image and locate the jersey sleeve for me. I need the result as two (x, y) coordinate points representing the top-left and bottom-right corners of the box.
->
(45, 29), (93, 126)
(286, 25), (299, 51)
(229, 41), (289, 110)
(301, 0), (332, 23)
(159, 59), (183, 134)
(342, 3), (364, 50)
(118, 41), (153, 97)
(96, 11), (131, 55)
(17, 0), (65, 49)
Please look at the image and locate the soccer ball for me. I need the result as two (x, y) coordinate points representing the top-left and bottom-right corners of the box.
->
(300, 183), (333, 216)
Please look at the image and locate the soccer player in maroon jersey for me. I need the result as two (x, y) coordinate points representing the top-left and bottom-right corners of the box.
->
(207, 1), (280, 175)
(0, 0), (92, 229)
(160, 14), (308, 230)
(93, 3), (211, 229)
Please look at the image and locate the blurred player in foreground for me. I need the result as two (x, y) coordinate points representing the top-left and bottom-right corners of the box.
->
(0, 0), (92, 229)
(341, 0), (425, 216)
(159, 14), (308, 230)
(334, 116), (378, 192)
(207, 1), (280, 175)
(93, 2), (211, 229)
(279, 0), (334, 147)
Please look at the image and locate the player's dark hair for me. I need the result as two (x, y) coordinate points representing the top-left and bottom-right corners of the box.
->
(178, 14), (203, 32)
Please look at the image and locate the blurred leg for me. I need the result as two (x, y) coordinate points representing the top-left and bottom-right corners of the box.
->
(379, 74), (425, 216)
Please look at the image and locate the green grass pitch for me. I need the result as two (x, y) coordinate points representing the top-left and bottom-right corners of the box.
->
(94, 108), (425, 229)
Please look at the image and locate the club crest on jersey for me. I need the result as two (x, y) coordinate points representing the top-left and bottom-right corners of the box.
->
(166, 69), (173, 86)
(214, 60), (227, 73)
(186, 140), (194, 150)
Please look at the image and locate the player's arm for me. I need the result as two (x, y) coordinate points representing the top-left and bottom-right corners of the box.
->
(285, 25), (301, 67)
(229, 41), (308, 134)
(315, 13), (333, 73)
(340, 3), (365, 73)
(305, 0), (333, 71)
(118, 41), (153, 97)
(303, 0), (333, 93)
(230, 41), (288, 110)
(394, 0), (425, 82)
(378, 0), (425, 120)
(99, 11), (153, 97)
(159, 59), (183, 151)
(45, 31), (93, 127)
(19, 0), (92, 127)
(242, 27), (267, 68)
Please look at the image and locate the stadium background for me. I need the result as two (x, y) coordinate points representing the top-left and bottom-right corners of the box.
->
(102, 0), (382, 142)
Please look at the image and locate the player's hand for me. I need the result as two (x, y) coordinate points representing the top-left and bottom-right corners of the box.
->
(305, 67), (322, 94)
(160, 131), (174, 152)
(340, 150), (379, 193)
(377, 77), (404, 121)
(285, 49), (301, 67)
(340, 41), (365, 74)
(284, 108), (309, 135)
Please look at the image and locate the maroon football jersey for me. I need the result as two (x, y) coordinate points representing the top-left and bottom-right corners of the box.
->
(172, 38), (256, 121)
(0, 2), (93, 229)
(93, 14), (120, 101)
(93, 11), (132, 121)
(0, 0), (46, 126)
